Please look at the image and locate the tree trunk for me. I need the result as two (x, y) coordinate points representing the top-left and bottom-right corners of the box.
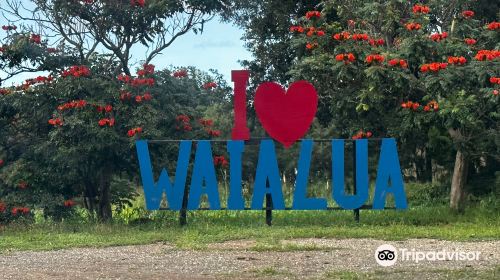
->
(97, 170), (113, 222)
(450, 150), (468, 212)
(415, 148), (432, 182)
(84, 182), (96, 214)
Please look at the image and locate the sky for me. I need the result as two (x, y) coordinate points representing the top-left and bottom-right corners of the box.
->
(148, 19), (252, 78)
(135, 18), (253, 81)
(1, 16), (252, 85)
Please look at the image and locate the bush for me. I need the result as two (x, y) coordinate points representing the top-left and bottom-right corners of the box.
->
(405, 182), (450, 206)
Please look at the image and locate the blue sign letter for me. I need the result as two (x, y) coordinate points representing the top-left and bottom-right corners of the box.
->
(227, 141), (245, 210)
(293, 140), (327, 210)
(332, 139), (369, 210)
(251, 140), (285, 210)
(373, 138), (407, 209)
(136, 140), (191, 210)
(188, 141), (221, 210)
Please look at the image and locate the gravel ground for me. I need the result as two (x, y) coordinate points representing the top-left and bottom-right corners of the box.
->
(0, 238), (499, 279)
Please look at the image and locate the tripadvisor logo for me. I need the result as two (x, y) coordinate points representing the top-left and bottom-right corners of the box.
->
(375, 244), (398, 267)
(375, 244), (481, 267)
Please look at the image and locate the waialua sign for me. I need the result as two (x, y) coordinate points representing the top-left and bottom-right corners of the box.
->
(136, 70), (407, 211)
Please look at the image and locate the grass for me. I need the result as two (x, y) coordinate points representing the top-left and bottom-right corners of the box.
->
(0, 205), (499, 253)
(251, 267), (293, 277)
(323, 266), (500, 279)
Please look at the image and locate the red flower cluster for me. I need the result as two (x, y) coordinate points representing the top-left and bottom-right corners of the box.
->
(137, 64), (155, 77)
(493, 90), (499, 96)
(2, 25), (17, 31)
(305, 11), (321, 20)
(333, 31), (351, 40)
(24, 75), (54, 86)
(173, 69), (188, 78)
(430, 32), (448, 42)
(58, 100), (87, 111)
(18, 78), (42, 90)
(475, 50), (500, 61)
(207, 129), (221, 137)
(365, 54), (385, 64)
(290, 26), (305, 33)
(127, 127), (143, 137)
(424, 100), (439, 112)
(487, 22), (500, 30)
(118, 74), (132, 83)
(401, 100), (439, 112)
(48, 118), (63, 127)
(131, 78), (155, 87)
(134, 92), (152, 103)
(405, 22), (422, 31)
(202, 121), (220, 136)
(447, 56), (467, 65)
(176, 115), (190, 123)
(119, 90), (133, 101)
(352, 130), (373, 140)
(306, 27), (325, 37)
(388, 59), (408, 68)
(316, 30), (326, 37)
(401, 101), (421, 111)
(199, 118), (214, 127)
(462, 10), (474, 18)
(490, 77), (500, 85)
(131, 0), (145, 7)
(213, 156), (229, 168)
(464, 38), (477, 45)
(369, 38), (385, 46)
(64, 200), (76, 207)
(351, 33), (370, 41)
(30, 34), (41, 44)
(143, 92), (152, 101)
(0, 88), (11, 95)
(175, 115), (192, 131)
(98, 118), (115, 127)
(96, 105), (113, 113)
(412, 4), (430, 14)
(420, 62), (447, 72)
(0, 159), (4, 167)
(0, 202), (6, 213)
(62, 65), (91, 78)
(118, 74), (155, 87)
(11, 207), (30, 216)
(306, 42), (318, 50)
(335, 53), (356, 64)
(203, 82), (218, 90)
(18, 181), (28, 190)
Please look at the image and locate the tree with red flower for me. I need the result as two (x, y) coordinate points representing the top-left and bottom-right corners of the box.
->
(288, 2), (499, 213)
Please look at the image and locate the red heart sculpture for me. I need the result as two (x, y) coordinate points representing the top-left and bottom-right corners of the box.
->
(254, 81), (318, 148)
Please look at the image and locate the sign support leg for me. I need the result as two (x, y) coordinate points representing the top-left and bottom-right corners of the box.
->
(265, 180), (273, 226)
(179, 183), (190, 226)
(353, 141), (360, 223)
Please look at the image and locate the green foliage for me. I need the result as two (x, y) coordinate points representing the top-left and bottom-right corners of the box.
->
(231, 0), (322, 86)
(405, 182), (450, 206)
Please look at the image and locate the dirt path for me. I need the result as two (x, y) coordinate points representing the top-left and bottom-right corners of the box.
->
(0, 239), (499, 279)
